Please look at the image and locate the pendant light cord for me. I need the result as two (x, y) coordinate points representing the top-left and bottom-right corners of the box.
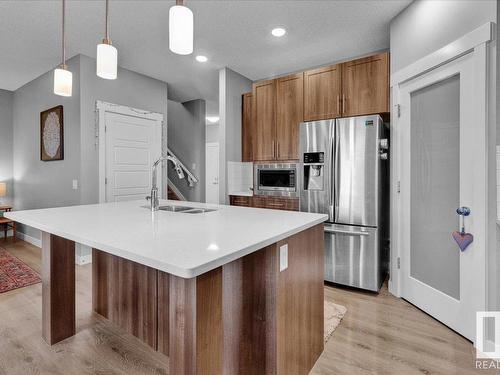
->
(62, 0), (66, 66)
(105, 0), (109, 41)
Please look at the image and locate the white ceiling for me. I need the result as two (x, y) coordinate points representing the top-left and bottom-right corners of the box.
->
(0, 0), (411, 116)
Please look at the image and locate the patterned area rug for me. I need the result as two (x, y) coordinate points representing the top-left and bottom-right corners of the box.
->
(0, 248), (41, 293)
(324, 300), (347, 343)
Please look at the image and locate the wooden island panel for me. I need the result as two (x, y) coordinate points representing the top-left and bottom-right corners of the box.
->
(41, 232), (76, 345)
(91, 224), (324, 375)
(92, 249), (158, 348)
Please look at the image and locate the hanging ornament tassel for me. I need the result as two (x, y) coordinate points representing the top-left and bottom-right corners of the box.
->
(452, 207), (473, 252)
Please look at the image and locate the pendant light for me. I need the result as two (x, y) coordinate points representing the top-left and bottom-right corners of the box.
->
(96, 0), (118, 79)
(169, 0), (193, 55)
(54, 0), (72, 97)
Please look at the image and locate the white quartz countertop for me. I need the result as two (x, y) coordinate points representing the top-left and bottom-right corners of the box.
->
(229, 191), (253, 197)
(6, 200), (327, 278)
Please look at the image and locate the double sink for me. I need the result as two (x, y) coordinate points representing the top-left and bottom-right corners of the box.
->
(146, 204), (217, 214)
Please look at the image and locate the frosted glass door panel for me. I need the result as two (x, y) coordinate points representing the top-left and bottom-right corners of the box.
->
(410, 75), (460, 300)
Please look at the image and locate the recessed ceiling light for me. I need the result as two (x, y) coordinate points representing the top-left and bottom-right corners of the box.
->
(206, 116), (219, 123)
(196, 55), (208, 62)
(271, 27), (286, 37)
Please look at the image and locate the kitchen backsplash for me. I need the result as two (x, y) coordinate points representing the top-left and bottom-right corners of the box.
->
(228, 161), (253, 195)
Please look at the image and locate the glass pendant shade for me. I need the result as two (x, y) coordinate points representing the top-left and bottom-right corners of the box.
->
(53, 67), (72, 97)
(169, 5), (193, 55)
(96, 42), (118, 79)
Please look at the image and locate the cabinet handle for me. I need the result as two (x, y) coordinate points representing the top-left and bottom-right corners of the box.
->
(277, 141), (280, 158)
(342, 94), (346, 114)
(337, 95), (340, 115)
(272, 141), (275, 158)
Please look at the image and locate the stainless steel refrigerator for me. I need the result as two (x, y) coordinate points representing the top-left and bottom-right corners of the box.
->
(299, 115), (389, 291)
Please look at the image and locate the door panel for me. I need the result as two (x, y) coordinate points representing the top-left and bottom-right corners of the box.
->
(410, 75), (460, 299)
(105, 112), (161, 203)
(253, 80), (276, 161)
(242, 93), (253, 162)
(324, 224), (379, 291)
(304, 64), (342, 121)
(276, 73), (303, 160)
(342, 52), (389, 117)
(299, 120), (334, 219)
(399, 50), (486, 341)
(205, 143), (219, 204)
(335, 116), (380, 227)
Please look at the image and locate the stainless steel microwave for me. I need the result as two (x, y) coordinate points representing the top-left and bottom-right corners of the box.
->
(254, 163), (298, 197)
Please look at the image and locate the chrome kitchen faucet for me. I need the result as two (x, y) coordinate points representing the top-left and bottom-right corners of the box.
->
(147, 156), (185, 211)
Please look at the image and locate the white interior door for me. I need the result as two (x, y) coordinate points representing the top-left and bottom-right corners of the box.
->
(104, 111), (162, 203)
(398, 50), (486, 341)
(205, 143), (219, 204)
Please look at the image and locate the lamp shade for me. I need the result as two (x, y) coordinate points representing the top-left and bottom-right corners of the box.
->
(54, 67), (73, 97)
(0, 183), (6, 197)
(97, 42), (118, 80)
(169, 5), (193, 55)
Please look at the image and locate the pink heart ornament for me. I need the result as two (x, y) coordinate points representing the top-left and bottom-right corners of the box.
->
(452, 231), (473, 252)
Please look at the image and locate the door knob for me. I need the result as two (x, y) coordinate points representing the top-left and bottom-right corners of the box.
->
(456, 207), (471, 216)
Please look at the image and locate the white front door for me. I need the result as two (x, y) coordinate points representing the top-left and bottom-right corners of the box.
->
(104, 111), (162, 203)
(205, 142), (219, 204)
(398, 50), (486, 341)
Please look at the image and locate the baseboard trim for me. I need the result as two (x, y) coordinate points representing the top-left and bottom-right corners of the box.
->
(15, 231), (93, 266)
(0, 230), (13, 239)
(16, 231), (42, 248)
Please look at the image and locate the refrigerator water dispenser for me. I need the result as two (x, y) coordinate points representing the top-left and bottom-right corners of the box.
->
(303, 152), (324, 190)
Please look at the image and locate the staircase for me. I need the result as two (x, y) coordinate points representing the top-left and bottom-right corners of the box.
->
(166, 148), (198, 201)
(167, 186), (181, 200)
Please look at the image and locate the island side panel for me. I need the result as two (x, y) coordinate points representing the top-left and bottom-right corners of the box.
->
(41, 232), (76, 345)
(92, 249), (158, 349)
(238, 244), (278, 375)
(157, 271), (170, 356)
(276, 223), (325, 375)
(222, 259), (243, 375)
(168, 268), (224, 375)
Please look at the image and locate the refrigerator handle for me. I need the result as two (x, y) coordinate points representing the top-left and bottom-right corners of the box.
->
(333, 127), (340, 222)
(329, 134), (335, 214)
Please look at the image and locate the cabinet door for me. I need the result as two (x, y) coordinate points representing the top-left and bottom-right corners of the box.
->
(253, 80), (277, 161)
(342, 52), (389, 117)
(276, 73), (303, 161)
(242, 93), (253, 162)
(304, 64), (342, 121)
(230, 195), (252, 207)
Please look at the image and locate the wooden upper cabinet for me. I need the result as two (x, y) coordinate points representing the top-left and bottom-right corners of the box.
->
(342, 52), (389, 117)
(242, 93), (253, 162)
(276, 73), (303, 160)
(304, 64), (342, 121)
(253, 79), (277, 161)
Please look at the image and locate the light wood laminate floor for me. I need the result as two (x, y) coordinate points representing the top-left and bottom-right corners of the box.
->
(0, 239), (492, 374)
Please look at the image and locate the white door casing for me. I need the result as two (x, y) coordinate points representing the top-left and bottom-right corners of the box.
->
(392, 24), (491, 342)
(97, 101), (163, 203)
(206, 142), (219, 204)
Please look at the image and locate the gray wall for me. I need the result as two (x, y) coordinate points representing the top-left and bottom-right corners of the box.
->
(390, 0), (498, 330)
(390, 0), (496, 73)
(0, 89), (13, 209)
(12, 56), (81, 240)
(218, 68), (252, 204)
(167, 99), (206, 202)
(12, 54), (169, 241)
(79, 54), (169, 205)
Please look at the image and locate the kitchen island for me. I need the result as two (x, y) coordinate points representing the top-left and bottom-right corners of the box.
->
(5, 200), (327, 375)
